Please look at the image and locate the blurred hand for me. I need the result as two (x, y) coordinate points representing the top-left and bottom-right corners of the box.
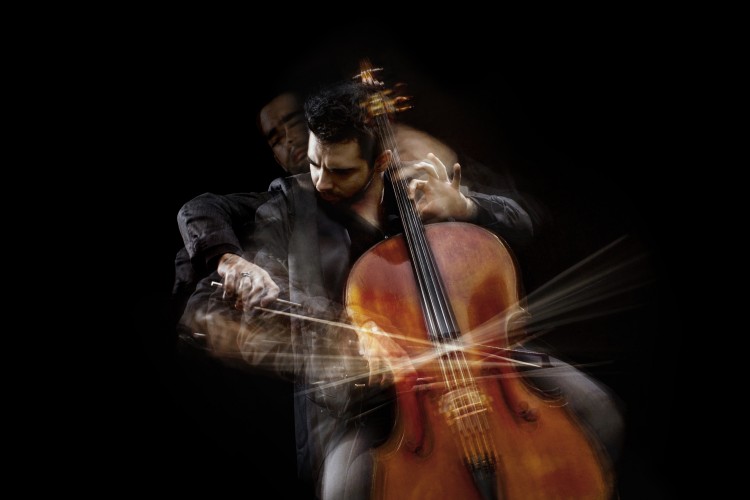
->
(217, 253), (280, 310)
(357, 320), (417, 387)
(395, 152), (450, 183)
(406, 153), (478, 223)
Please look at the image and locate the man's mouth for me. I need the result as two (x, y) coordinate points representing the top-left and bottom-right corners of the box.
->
(318, 192), (339, 202)
(292, 149), (307, 164)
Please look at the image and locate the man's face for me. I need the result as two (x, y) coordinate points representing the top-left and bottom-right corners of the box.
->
(308, 133), (375, 204)
(259, 93), (309, 174)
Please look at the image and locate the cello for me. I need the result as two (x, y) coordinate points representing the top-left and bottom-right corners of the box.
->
(345, 61), (614, 499)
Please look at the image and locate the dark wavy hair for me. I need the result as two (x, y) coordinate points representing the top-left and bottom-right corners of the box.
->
(304, 82), (378, 163)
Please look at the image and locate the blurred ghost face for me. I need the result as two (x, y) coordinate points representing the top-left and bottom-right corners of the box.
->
(259, 93), (309, 174)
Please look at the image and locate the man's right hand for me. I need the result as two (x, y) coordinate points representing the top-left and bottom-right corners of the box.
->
(357, 320), (418, 387)
(217, 253), (280, 310)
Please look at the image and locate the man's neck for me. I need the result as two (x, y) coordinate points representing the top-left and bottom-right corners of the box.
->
(348, 175), (385, 229)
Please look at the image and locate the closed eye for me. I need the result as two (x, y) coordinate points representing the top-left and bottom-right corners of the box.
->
(329, 168), (356, 175)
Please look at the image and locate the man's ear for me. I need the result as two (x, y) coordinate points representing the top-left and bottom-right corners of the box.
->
(374, 150), (392, 172)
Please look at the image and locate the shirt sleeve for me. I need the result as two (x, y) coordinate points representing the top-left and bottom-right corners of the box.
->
(176, 191), (273, 273)
(468, 191), (535, 250)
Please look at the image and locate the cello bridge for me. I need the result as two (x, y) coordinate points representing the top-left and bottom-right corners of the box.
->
(439, 387), (492, 432)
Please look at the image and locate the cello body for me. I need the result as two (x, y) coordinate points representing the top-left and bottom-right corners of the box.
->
(346, 223), (613, 500)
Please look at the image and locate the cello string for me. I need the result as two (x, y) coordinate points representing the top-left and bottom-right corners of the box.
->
(373, 106), (485, 460)
(372, 86), (495, 464)
(381, 117), (456, 341)
(377, 112), (455, 346)
(377, 116), (495, 464)
(359, 64), (497, 464)
(376, 119), (472, 408)
(374, 98), (493, 466)
(374, 115), (449, 354)
(376, 115), (443, 338)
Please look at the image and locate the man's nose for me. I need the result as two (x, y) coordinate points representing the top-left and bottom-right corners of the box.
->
(316, 169), (332, 191)
(283, 126), (295, 145)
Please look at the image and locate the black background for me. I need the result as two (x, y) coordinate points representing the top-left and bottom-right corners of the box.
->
(119, 19), (686, 498)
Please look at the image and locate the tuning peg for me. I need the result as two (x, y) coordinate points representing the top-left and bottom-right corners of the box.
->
(353, 66), (385, 85)
(394, 96), (413, 113)
(353, 66), (383, 76)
